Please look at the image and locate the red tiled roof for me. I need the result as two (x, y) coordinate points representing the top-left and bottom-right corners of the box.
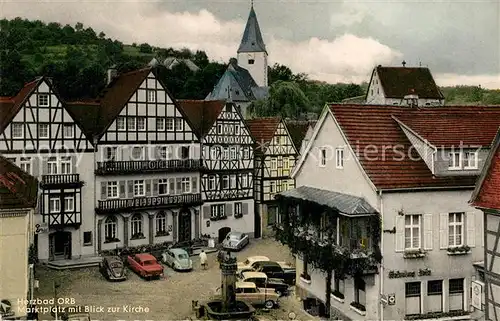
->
(329, 104), (490, 190)
(0, 156), (39, 209)
(373, 66), (444, 99)
(177, 100), (226, 136)
(94, 67), (152, 137)
(471, 128), (500, 209)
(0, 78), (42, 134)
(246, 117), (280, 150)
(395, 106), (500, 147)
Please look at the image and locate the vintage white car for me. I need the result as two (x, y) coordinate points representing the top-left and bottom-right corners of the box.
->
(237, 256), (293, 273)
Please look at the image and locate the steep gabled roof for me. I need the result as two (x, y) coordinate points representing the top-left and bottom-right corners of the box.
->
(470, 127), (500, 210)
(394, 106), (500, 147)
(177, 100), (226, 137)
(295, 104), (500, 190)
(246, 117), (280, 152)
(371, 66), (444, 99)
(67, 67), (195, 141)
(238, 6), (267, 53)
(206, 59), (262, 102)
(0, 156), (38, 209)
(285, 120), (311, 151)
(0, 78), (43, 134)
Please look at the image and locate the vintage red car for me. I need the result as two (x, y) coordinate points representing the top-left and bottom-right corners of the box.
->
(127, 253), (164, 280)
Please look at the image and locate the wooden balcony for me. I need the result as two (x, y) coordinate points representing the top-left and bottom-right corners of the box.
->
(95, 193), (202, 214)
(40, 174), (83, 189)
(95, 159), (203, 175)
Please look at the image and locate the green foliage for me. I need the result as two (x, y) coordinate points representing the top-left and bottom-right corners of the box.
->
(249, 81), (310, 118)
(441, 86), (500, 105)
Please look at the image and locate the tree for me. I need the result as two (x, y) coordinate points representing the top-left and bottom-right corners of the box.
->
(249, 81), (310, 118)
(74, 22), (84, 32)
(0, 49), (34, 96)
(193, 50), (209, 69)
(139, 43), (152, 54)
(268, 63), (307, 84)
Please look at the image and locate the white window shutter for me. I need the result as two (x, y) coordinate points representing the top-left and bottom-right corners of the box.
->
(395, 216), (405, 252)
(439, 213), (449, 249)
(423, 214), (433, 250)
(466, 212), (476, 247)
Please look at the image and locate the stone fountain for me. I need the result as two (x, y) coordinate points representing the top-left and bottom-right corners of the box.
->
(203, 250), (255, 320)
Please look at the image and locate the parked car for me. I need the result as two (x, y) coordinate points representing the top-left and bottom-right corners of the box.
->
(234, 281), (279, 309)
(161, 248), (193, 271)
(222, 231), (249, 251)
(99, 256), (127, 281)
(239, 271), (290, 296)
(237, 256), (293, 273)
(251, 261), (296, 285)
(127, 253), (164, 280)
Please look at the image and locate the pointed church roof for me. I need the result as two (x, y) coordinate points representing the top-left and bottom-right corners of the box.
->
(238, 6), (267, 53)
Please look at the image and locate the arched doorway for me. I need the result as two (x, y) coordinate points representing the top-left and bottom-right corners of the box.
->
(218, 227), (231, 243)
(49, 231), (71, 260)
(178, 208), (192, 242)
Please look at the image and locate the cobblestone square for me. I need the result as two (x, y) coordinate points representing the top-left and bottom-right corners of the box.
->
(34, 239), (319, 321)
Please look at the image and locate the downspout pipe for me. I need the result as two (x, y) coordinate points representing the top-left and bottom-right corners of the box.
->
(379, 189), (384, 321)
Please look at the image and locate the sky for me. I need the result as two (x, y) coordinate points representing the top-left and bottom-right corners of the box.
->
(1, 0), (499, 88)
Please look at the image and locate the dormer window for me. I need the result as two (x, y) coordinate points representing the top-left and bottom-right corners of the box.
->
(464, 151), (478, 169)
(38, 94), (49, 107)
(448, 152), (462, 170)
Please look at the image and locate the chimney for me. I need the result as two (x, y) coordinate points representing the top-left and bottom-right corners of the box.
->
(107, 68), (118, 85)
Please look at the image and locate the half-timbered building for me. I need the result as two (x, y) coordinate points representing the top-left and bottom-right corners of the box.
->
(178, 100), (255, 240)
(67, 67), (203, 252)
(0, 77), (95, 262)
(471, 128), (500, 321)
(246, 117), (298, 237)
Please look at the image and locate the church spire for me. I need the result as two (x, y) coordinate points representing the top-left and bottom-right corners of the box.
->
(237, 3), (267, 54)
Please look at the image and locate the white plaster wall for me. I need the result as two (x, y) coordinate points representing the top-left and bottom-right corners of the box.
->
(381, 189), (483, 320)
(200, 199), (255, 239)
(295, 112), (378, 206)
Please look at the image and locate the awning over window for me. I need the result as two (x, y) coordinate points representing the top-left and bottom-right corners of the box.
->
(277, 186), (378, 217)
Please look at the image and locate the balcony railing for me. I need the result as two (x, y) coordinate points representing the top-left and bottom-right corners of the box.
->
(40, 174), (82, 188)
(95, 159), (203, 175)
(95, 193), (202, 214)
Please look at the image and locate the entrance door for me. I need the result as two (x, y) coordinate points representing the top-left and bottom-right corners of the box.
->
(178, 209), (192, 242)
(218, 227), (231, 243)
(49, 231), (71, 260)
(254, 205), (262, 238)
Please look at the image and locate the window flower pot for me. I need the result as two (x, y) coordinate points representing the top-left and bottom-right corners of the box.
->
(104, 237), (120, 244)
(330, 290), (344, 303)
(349, 302), (366, 316)
(300, 273), (311, 284)
(447, 245), (471, 256)
(403, 249), (426, 259)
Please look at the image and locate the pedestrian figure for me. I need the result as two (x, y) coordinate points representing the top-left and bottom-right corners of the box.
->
(199, 250), (208, 269)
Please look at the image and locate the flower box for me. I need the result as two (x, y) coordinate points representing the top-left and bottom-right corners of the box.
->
(155, 230), (170, 237)
(447, 245), (471, 256)
(349, 302), (366, 316)
(104, 237), (120, 244)
(404, 310), (470, 320)
(403, 249), (426, 259)
(331, 290), (344, 303)
(300, 273), (311, 284)
(130, 233), (145, 240)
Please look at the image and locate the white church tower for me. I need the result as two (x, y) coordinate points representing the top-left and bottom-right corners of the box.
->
(237, 3), (268, 87)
